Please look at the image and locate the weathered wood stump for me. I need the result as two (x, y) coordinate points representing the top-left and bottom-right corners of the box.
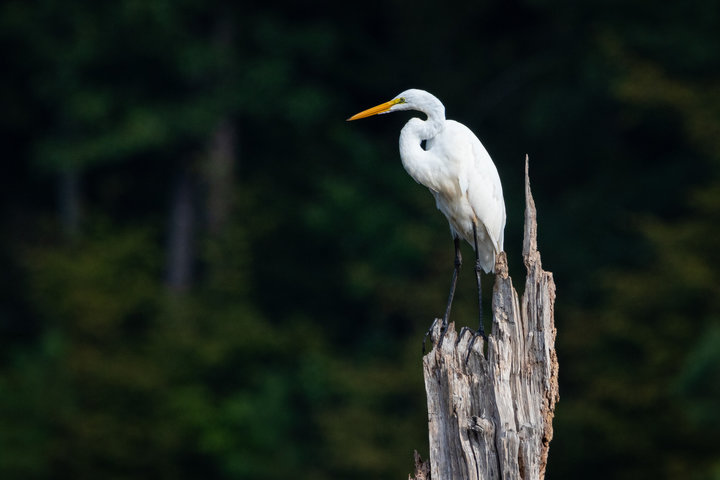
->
(411, 158), (558, 480)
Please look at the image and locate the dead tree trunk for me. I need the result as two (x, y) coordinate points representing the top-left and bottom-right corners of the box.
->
(412, 157), (558, 480)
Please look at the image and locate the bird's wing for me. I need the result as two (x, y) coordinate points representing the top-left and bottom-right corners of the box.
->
(466, 137), (506, 253)
(427, 121), (506, 254)
(441, 121), (505, 253)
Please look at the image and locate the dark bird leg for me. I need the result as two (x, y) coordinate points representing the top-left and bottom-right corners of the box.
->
(466, 222), (487, 361)
(472, 222), (486, 340)
(423, 237), (461, 354)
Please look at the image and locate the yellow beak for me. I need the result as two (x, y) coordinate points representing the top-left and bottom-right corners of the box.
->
(346, 98), (402, 121)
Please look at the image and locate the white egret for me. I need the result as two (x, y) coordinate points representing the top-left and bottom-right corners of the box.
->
(347, 89), (506, 349)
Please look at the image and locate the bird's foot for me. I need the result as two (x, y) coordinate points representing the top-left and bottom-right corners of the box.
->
(422, 319), (438, 355)
(464, 327), (488, 364)
(422, 317), (449, 355)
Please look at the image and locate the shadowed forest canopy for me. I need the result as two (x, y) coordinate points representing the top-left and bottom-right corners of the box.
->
(1, 0), (719, 479)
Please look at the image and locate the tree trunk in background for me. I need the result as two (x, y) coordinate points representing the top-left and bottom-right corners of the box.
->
(411, 157), (558, 480)
(165, 14), (236, 289)
(166, 168), (195, 291)
(205, 14), (236, 235)
(205, 118), (236, 234)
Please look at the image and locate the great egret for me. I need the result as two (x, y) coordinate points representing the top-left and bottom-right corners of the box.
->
(347, 89), (506, 350)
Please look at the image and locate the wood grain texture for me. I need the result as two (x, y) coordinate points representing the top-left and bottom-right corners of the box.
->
(412, 157), (558, 480)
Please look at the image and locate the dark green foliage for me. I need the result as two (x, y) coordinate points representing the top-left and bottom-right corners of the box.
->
(1, 0), (719, 478)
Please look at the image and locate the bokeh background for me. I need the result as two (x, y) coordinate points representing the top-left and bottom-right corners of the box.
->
(2, 0), (720, 478)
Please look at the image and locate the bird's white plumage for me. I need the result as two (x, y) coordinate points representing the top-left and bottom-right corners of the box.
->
(393, 89), (505, 272)
(348, 89), (506, 273)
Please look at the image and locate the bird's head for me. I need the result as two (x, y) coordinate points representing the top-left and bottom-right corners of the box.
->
(347, 89), (442, 121)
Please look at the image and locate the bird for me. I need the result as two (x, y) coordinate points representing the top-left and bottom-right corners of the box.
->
(347, 89), (506, 351)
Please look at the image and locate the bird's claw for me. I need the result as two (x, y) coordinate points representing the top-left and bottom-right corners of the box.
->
(464, 328), (488, 365)
(422, 317), (449, 354)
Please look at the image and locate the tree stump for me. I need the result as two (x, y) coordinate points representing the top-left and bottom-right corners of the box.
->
(411, 157), (558, 480)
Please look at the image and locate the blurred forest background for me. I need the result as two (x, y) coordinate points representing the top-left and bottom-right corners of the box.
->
(1, 0), (719, 479)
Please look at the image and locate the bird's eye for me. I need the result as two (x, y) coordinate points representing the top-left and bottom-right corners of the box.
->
(398, 97), (406, 103)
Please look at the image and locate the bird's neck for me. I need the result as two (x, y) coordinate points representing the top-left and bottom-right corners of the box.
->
(402, 101), (445, 141)
(398, 109), (446, 189)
